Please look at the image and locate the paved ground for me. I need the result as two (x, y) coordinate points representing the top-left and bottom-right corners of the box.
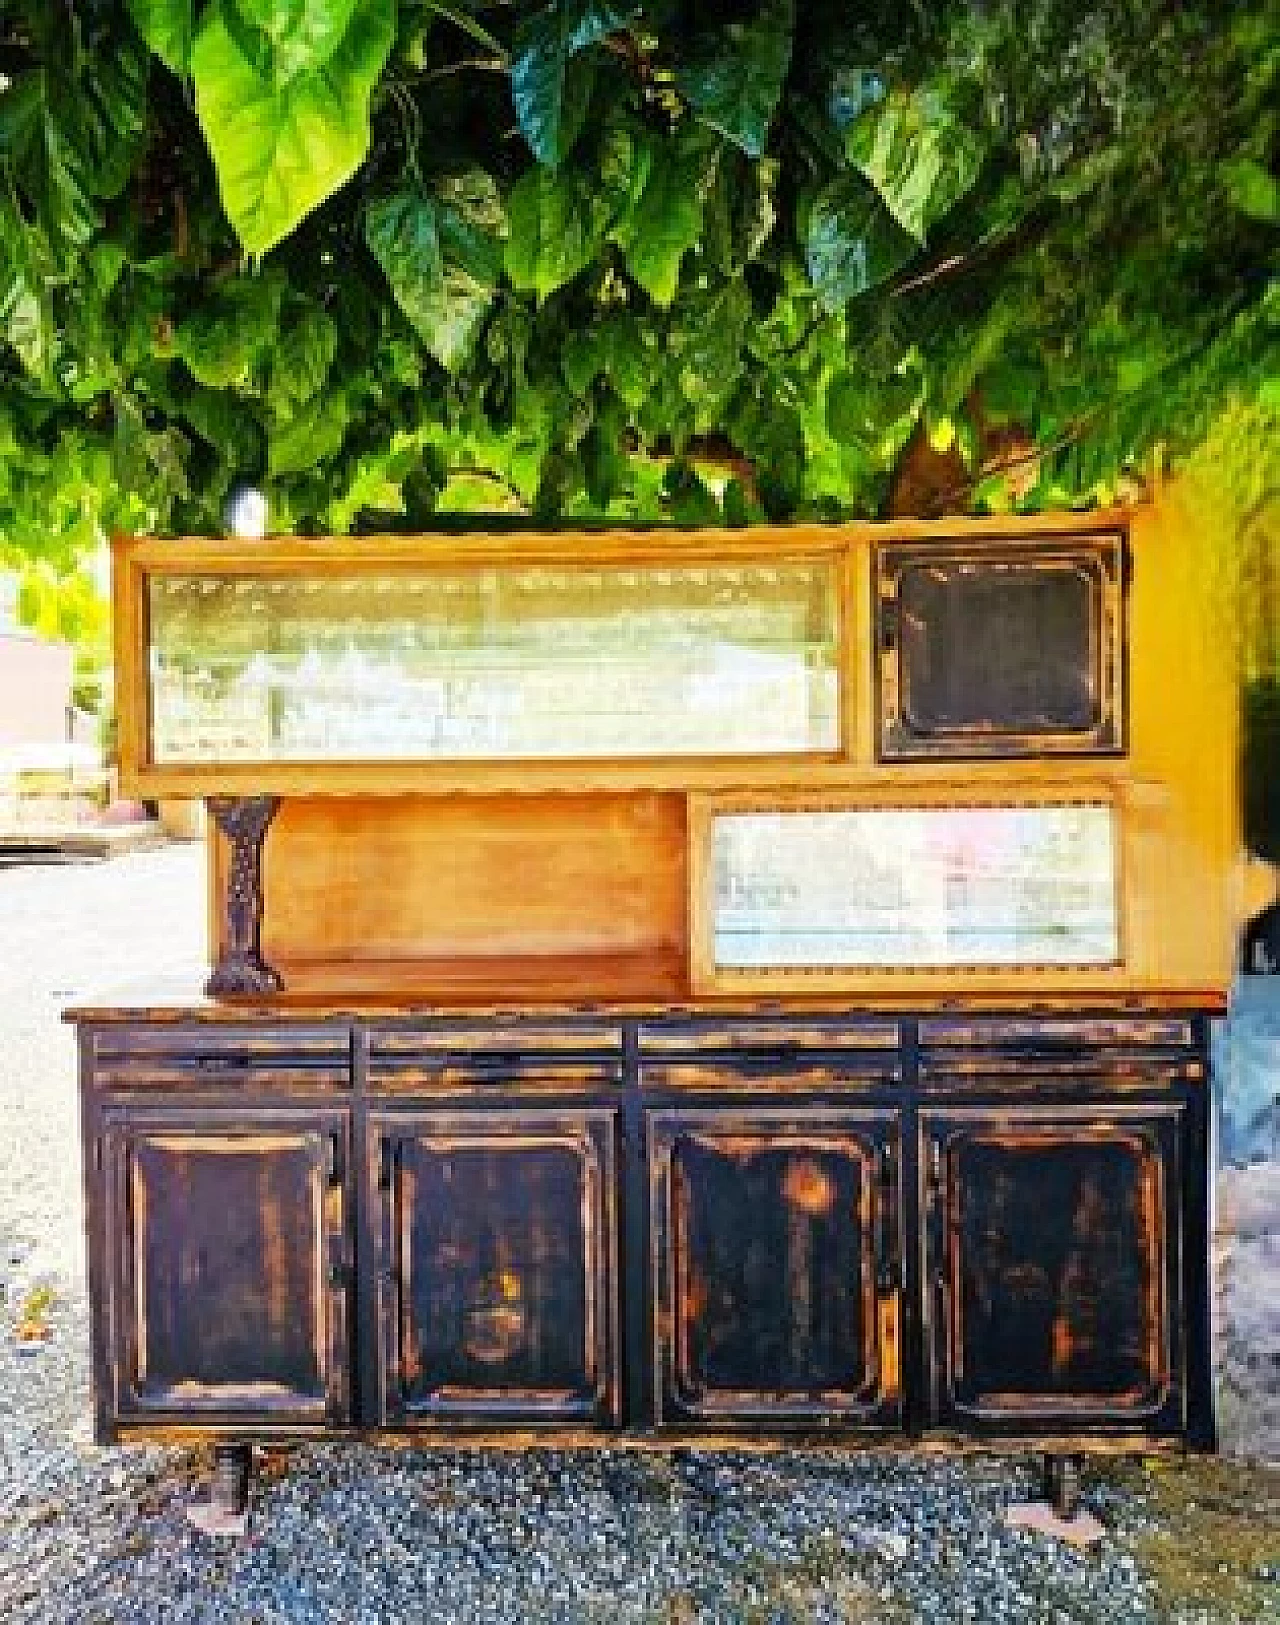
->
(0, 846), (1275, 1623)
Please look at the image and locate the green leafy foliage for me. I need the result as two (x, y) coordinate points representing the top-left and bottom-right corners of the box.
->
(844, 85), (985, 242)
(806, 173), (916, 308)
(367, 175), (504, 369)
(192, 0), (395, 256)
(677, 0), (793, 159)
(511, 1), (638, 166)
(610, 136), (717, 306)
(0, 0), (1272, 556)
(505, 165), (608, 299)
(126, 0), (195, 74)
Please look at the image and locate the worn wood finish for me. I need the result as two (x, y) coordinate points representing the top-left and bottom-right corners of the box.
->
(921, 1104), (1184, 1434)
(101, 1108), (351, 1423)
(74, 1011), (1214, 1446)
(87, 504), (1233, 1455)
(369, 1108), (619, 1427)
(111, 510), (1140, 801)
(876, 532), (1125, 758)
(213, 794), (688, 998)
(121, 502), (1240, 1005)
(205, 796), (282, 996)
(649, 1107), (902, 1429)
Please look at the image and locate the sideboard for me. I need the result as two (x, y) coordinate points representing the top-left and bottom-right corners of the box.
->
(68, 506), (1238, 1514)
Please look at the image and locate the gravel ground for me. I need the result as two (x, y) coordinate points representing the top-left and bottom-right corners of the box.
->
(0, 844), (1276, 1624)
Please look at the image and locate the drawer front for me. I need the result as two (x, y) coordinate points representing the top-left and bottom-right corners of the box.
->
(649, 1107), (903, 1430)
(638, 1018), (901, 1058)
(102, 1108), (352, 1426)
(369, 1108), (619, 1427)
(363, 1023), (623, 1090)
(921, 1104), (1184, 1434)
(88, 1024), (351, 1091)
(918, 1016), (1203, 1088)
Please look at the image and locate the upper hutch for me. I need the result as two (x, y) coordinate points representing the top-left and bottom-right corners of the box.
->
(69, 505), (1234, 1468)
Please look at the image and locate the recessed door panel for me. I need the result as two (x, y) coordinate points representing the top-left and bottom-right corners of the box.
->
(650, 1109), (901, 1428)
(105, 1111), (350, 1423)
(922, 1105), (1183, 1432)
(372, 1110), (618, 1426)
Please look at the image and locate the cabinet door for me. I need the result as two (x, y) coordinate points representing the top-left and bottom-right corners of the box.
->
(921, 1105), (1183, 1433)
(649, 1109), (902, 1429)
(103, 1110), (351, 1425)
(370, 1110), (619, 1427)
(876, 533), (1124, 758)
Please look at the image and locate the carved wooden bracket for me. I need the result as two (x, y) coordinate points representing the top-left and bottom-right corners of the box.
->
(205, 796), (283, 997)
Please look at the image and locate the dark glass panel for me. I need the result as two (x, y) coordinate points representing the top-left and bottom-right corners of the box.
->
(899, 561), (1097, 736)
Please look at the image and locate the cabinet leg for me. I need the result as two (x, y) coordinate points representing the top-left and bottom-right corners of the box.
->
(1042, 1452), (1084, 1521)
(186, 1443), (253, 1538)
(1005, 1453), (1104, 1545)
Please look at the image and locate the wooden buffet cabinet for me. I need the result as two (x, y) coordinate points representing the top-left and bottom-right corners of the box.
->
(69, 507), (1236, 1483)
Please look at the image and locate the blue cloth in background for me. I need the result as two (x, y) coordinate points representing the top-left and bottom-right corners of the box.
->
(1215, 976), (1280, 1168)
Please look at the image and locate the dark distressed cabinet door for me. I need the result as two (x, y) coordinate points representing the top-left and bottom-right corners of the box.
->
(102, 1110), (351, 1425)
(876, 532), (1125, 758)
(649, 1108), (902, 1429)
(369, 1109), (619, 1427)
(921, 1105), (1184, 1434)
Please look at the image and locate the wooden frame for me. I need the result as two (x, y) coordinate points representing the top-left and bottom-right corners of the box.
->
(102, 1107), (352, 1426)
(688, 784), (1135, 998)
(368, 1107), (620, 1428)
(874, 529), (1126, 759)
(648, 1106), (902, 1429)
(112, 512), (1132, 798)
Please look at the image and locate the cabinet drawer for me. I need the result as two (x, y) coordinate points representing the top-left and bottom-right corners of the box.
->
(918, 1017), (1203, 1087)
(363, 1023), (623, 1089)
(638, 1019), (901, 1057)
(87, 1025), (350, 1091)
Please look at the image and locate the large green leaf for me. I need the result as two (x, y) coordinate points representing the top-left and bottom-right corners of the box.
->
(610, 138), (717, 306)
(366, 183), (500, 372)
(672, 281), (751, 421)
(268, 389), (349, 474)
(231, 0), (361, 85)
(436, 171), (508, 285)
(505, 166), (606, 300)
(677, 0), (794, 159)
(0, 73), (100, 253)
(127, 0), (194, 74)
(269, 303), (339, 413)
(805, 172), (916, 310)
(182, 385), (264, 467)
(845, 87), (985, 242)
(511, 0), (639, 166)
(1222, 158), (1280, 224)
(79, 40), (151, 200)
(192, 0), (395, 257)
